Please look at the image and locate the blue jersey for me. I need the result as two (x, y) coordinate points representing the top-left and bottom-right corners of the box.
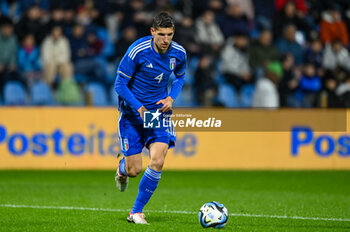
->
(116, 35), (187, 115)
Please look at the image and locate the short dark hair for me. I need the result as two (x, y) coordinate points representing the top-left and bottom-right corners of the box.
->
(152, 12), (175, 30)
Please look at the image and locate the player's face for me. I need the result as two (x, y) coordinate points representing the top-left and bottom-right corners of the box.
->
(151, 27), (174, 54)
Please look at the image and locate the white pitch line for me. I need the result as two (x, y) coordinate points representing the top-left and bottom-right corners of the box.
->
(1, 204), (350, 223)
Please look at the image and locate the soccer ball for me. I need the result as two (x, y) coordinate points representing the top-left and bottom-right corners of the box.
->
(198, 201), (228, 228)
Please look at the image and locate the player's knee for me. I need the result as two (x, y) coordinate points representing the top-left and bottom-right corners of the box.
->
(150, 157), (165, 171)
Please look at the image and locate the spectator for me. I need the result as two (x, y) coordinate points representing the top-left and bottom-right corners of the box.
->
(336, 75), (350, 107)
(0, 21), (17, 72)
(273, 1), (312, 40)
(62, 7), (75, 36)
(345, 5), (350, 36)
(298, 63), (322, 107)
(47, 7), (65, 32)
(76, 6), (92, 27)
(0, 1), (20, 22)
(322, 67), (346, 107)
(278, 53), (301, 106)
(194, 55), (217, 106)
(114, 26), (138, 61)
(41, 26), (73, 86)
(69, 24), (105, 84)
(0, 0), (348, 108)
(0, 21), (19, 94)
(304, 38), (323, 71)
(121, 0), (152, 37)
(17, 34), (41, 83)
(69, 24), (89, 61)
(17, 0), (50, 14)
(249, 29), (279, 70)
(221, 4), (249, 38)
(191, 0), (226, 19)
(205, 0), (226, 27)
(276, 24), (304, 65)
(322, 40), (350, 71)
(175, 0), (198, 18)
(220, 33), (251, 91)
(100, 1), (124, 43)
(275, 0), (307, 14)
(253, 0), (275, 22)
(173, 16), (200, 57)
(15, 5), (47, 45)
(147, 0), (173, 12)
(195, 10), (224, 56)
(320, 5), (349, 46)
(87, 31), (104, 56)
(226, 0), (254, 21)
(0, 10), (11, 27)
(252, 62), (281, 108)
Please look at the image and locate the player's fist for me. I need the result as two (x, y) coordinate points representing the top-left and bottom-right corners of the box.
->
(137, 106), (148, 120)
(156, 96), (174, 113)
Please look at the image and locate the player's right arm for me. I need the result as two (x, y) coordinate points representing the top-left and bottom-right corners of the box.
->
(114, 45), (146, 117)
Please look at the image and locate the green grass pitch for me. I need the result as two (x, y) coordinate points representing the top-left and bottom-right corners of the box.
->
(0, 170), (349, 231)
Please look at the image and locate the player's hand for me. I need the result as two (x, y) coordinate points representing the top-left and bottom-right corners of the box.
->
(156, 96), (174, 113)
(137, 106), (148, 120)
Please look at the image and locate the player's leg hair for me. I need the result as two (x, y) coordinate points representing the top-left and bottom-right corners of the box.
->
(125, 154), (143, 177)
(131, 142), (169, 214)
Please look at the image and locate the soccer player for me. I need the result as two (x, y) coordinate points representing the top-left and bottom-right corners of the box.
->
(114, 12), (186, 224)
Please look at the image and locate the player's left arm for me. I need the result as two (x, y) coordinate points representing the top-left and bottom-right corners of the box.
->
(157, 53), (187, 113)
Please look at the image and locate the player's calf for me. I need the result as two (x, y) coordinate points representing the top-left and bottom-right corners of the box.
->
(115, 157), (129, 192)
(124, 153), (143, 177)
(126, 165), (142, 177)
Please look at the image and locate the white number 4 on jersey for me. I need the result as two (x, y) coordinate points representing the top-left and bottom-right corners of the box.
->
(155, 73), (164, 83)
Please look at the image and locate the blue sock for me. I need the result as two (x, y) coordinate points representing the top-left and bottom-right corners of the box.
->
(118, 158), (127, 176)
(131, 166), (161, 213)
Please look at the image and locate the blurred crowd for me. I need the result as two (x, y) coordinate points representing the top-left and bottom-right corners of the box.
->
(0, 0), (350, 107)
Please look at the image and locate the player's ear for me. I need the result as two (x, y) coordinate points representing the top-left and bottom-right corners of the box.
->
(150, 27), (155, 35)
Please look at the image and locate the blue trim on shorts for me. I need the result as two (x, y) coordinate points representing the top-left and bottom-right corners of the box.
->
(145, 136), (175, 149)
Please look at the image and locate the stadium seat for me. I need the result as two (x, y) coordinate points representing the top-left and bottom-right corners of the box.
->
(30, 81), (55, 105)
(96, 27), (115, 58)
(215, 74), (226, 85)
(217, 84), (239, 107)
(86, 82), (108, 106)
(185, 57), (199, 85)
(172, 90), (187, 107)
(105, 61), (118, 85)
(173, 85), (196, 107)
(74, 74), (90, 84)
(240, 84), (256, 108)
(3, 81), (28, 105)
(110, 86), (118, 106)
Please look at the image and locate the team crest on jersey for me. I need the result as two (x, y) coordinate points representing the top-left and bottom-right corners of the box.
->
(170, 58), (176, 70)
(122, 138), (129, 151)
